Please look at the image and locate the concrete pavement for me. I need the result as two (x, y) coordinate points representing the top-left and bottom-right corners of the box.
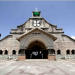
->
(0, 59), (75, 75)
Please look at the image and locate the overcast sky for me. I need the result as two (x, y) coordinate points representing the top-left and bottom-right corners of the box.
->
(0, 1), (75, 39)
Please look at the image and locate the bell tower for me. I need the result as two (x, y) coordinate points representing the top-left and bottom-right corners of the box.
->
(32, 7), (41, 17)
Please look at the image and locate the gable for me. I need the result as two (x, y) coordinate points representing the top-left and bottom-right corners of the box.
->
(17, 28), (57, 41)
(17, 18), (57, 31)
(10, 17), (63, 35)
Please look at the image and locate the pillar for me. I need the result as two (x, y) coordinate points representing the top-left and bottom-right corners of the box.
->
(48, 49), (51, 55)
(16, 50), (18, 55)
(70, 50), (71, 55)
(55, 50), (57, 55)
(18, 49), (26, 60)
(48, 49), (56, 60)
(3, 50), (5, 55)
(8, 50), (12, 55)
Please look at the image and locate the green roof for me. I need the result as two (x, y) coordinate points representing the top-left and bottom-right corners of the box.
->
(33, 12), (40, 16)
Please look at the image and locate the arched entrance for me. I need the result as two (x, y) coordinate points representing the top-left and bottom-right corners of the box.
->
(25, 41), (48, 59)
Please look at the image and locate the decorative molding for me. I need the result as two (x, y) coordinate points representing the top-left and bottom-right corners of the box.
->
(10, 32), (24, 34)
(49, 31), (64, 34)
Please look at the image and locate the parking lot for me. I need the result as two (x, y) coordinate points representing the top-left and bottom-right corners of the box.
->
(0, 59), (75, 75)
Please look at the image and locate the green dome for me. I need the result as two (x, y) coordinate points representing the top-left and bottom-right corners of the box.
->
(33, 12), (40, 16)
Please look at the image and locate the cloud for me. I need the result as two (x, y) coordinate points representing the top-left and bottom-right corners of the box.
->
(71, 36), (75, 39)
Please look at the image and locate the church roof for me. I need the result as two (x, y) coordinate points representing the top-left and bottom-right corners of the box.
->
(17, 28), (57, 41)
(0, 35), (12, 42)
(62, 34), (75, 41)
(17, 17), (57, 28)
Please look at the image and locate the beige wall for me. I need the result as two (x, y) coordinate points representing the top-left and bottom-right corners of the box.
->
(0, 17), (75, 56)
(20, 30), (54, 50)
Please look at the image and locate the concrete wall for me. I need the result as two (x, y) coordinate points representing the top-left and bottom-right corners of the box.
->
(20, 30), (54, 49)
(0, 55), (18, 60)
(56, 55), (75, 59)
(0, 35), (20, 55)
(54, 34), (75, 55)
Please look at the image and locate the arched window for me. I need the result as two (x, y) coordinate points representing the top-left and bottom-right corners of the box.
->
(66, 50), (70, 54)
(57, 50), (61, 55)
(71, 50), (75, 54)
(0, 50), (3, 55)
(12, 50), (16, 55)
(5, 50), (8, 55)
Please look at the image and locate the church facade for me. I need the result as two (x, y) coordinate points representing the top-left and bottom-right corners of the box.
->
(0, 10), (75, 60)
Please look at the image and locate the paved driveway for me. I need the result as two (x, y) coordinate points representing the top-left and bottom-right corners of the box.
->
(0, 59), (75, 75)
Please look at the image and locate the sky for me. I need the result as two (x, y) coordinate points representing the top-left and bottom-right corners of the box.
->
(0, 1), (75, 39)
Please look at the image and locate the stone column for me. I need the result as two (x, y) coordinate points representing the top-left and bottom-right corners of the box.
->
(48, 49), (56, 60)
(48, 49), (51, 55)
(70, 50), (71, 55)
(24, 49), (26, 59)
(3, 50), (5, 55)
(55, 50), (57, 55)
(8, 50), (12, 55)
(16, 50), (18, 55)
(24, 49), (25, 55)
(18, 49), (26, 60)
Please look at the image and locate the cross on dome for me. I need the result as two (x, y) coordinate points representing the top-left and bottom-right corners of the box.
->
(33, 8), (41, 17)
(35, 7), (38, 11)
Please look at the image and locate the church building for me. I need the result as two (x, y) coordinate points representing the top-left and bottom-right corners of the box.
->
(0, 9), (75, 60)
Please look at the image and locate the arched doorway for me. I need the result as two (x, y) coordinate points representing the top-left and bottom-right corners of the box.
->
(25, 41), (48, 59)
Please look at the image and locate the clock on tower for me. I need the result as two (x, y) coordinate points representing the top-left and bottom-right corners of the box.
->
(32, 8), (41, 27)
(33, 20), (41, 26)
